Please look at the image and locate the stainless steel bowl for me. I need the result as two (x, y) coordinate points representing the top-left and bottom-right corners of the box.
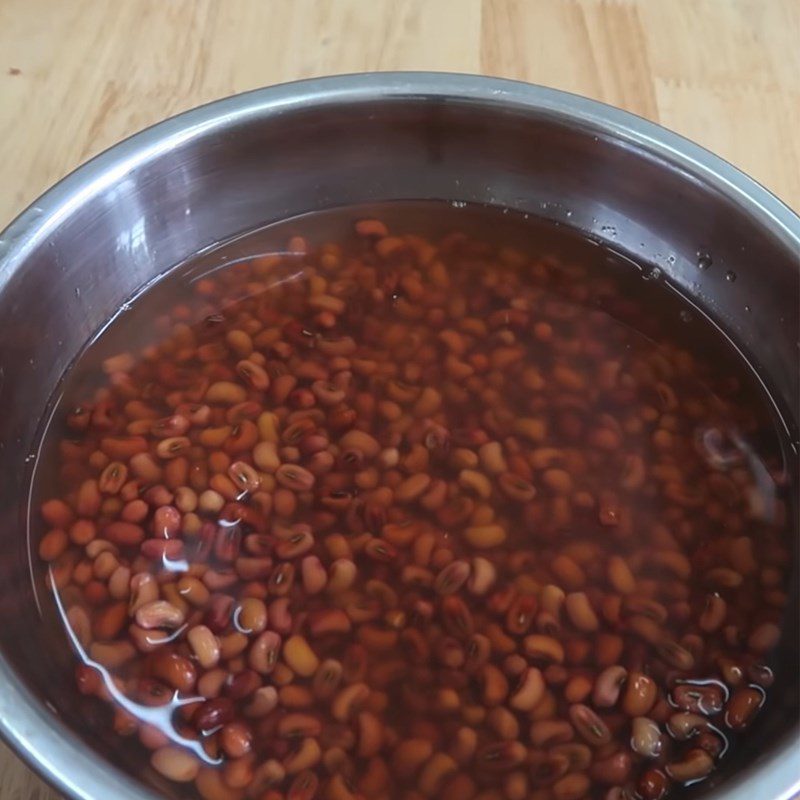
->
(0, 73), (797, 800)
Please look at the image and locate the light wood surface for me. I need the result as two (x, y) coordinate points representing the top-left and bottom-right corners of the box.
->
(1, 1), (798, 797)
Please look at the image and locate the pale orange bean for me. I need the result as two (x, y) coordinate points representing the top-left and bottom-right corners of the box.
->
(339, 429), (380, 459)
(187, 625), (220, 669)
(244, 686), (279, 718)
(552, 772), (590, 800)
(253, 441), (280, 472)
(392, 738), (435, 776)
(540, 583), (566, 616)
(509, 667), (545, 711)
(418, 753), (458, 796)
(151, 746), (199, 782)
(523, 634), (565, 664)
(198, 489), (225, 514)
(487, 706), (520, 740)
(449, 727), (478, 765)
(283, 635), (320, 677)
(395, 474), (432, 503)
(283, 737), (321, 774)
(551, 556), (585, 590)
(459, 469), (493, 499)
(564, 592), (599, 632)
(512, 417), (547, 443)
(177, 575), (210, 607)
(206, 381), (248, 405)
(412, 387), (442, 417)
(467, 556), (497, 595)
(332, 682), (370, 722)
(236, 597), (268, 634)
(135, 600), (185, 630)
(478, 441), (508, 475)
(631, 716), (663, 757)
(464, 525), (506, 549)
(607, 556), (636, 594)
(327, 559), (357, 593)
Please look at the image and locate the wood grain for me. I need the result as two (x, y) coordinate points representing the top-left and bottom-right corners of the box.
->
(0, 1), (798, 797)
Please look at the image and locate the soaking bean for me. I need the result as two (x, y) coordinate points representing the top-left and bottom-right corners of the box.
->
(35, 210), (790, 800)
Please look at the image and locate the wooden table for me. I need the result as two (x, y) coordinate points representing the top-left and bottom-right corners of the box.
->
(0, 1), (797, 796)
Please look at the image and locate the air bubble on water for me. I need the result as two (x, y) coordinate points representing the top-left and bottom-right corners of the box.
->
(696, 251), (712, 270)
(680, 309), (693, 323)
(600, 225), (617, 238)
(565, 210), (573, 218)
(745, 305), (751, 313)
(74, 287), (81, 297)
(450, 200), (466, 209)
(725, 271), (737, 283)
(25, 453), (35, 463)
(119, 302), (132, 312)
(643, 267), (662, 282)
(667, 255), (676, 265)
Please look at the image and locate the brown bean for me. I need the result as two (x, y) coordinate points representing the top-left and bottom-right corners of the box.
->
(665, 749), (714, 783)
(670, 682), (726, 716)
(622, 672), (657, 716)
(747, 621), (781, 654)
(275, 464), (316, 491)
(724, 687), (764, 730)
(568, 704), (611, 745)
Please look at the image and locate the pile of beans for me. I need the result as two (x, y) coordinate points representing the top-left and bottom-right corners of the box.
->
(38, 216), (790, 800)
